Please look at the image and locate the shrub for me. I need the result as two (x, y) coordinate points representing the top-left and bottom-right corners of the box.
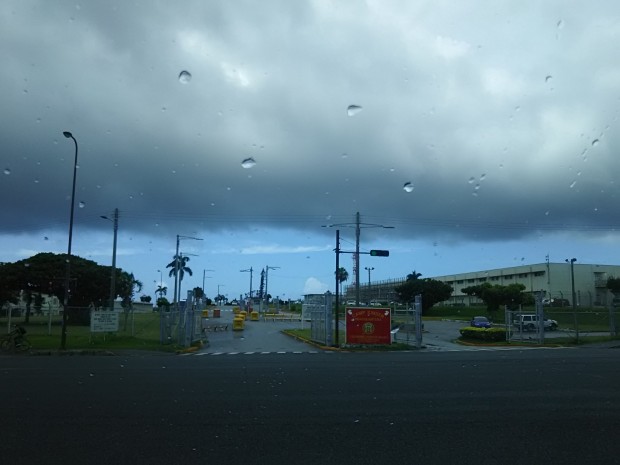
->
(459, 326), (506, 342)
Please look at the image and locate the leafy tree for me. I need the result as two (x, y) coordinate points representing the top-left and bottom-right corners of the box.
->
(166, 255), (193, 282)
(157, 296), (170, 310)
(394, 271), (453, 314)
(192, 287), (204, 299)
(0, 253), (116, 324)
(607, 276), (620, 294)
(462, 282), (527, 312)
(139, 295), (152, 303)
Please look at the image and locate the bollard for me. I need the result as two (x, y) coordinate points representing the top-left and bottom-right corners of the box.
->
(250, 311), (259, 321)
(202, 309), (209, 318)
(232, 316), (245, 331)
(213, 308), (221, 318)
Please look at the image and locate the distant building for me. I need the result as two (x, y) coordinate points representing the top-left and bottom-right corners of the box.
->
(345, 263), (620, 307)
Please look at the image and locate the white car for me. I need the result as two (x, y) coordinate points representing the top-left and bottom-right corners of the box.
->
(513, 314), (558, 331)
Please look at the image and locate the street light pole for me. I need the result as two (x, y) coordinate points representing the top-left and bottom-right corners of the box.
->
(101, 208), (119, 312)
(61, 131), (78, 350)
(265, 266), (280, 312)
(217, 284), (225, 305)
(566, 258), (578, 343)
(203, 269), (214, 294)
(240, 267), (253, 309)
(365, 266), (374, 303)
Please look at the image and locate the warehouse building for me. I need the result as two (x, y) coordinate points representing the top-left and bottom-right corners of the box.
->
(345, 263), (620, 307)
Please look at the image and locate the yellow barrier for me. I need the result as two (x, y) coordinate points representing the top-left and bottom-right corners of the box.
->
(240, 310), (248, 320)
(233, 307), (240, 314)
(250, 311), (259, 321)
(232, 317), (245, 331)
(202, 310), (209, 318)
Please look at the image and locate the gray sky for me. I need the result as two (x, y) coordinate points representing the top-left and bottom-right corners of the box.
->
(1, 1), (619, 299)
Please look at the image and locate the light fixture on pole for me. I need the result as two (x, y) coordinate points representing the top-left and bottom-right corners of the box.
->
(101, 208), (119, 312)
(240, 267), (253, 308)
(323, 212), (393, 305)
(203, 269), (215, 296)
(365, 266), (374, 303)
(61, 131), (78, 350)
(265, 266), (280, 312)
(565, 257), (578, 343)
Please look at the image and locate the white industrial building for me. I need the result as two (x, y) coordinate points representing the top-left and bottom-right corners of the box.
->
(346, 262), (620, 307)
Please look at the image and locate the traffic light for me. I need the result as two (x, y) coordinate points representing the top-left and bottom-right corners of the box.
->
(369, 249), (389, 257)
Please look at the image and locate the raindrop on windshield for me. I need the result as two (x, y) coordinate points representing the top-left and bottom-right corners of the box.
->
(569, 181), (577, 189)
(592, 139), (599, 147)
(178, 70), (192, 84)
(347, 105), (363, 116)
(3, 168), (10, 175)
(545, 75), (553, 83)
(79, 201), (85, 208)
(403, 182), (414, 193)
(480, 173), (486, 181)
(468, 177), (475, 184)
(241, 157), (256, 169)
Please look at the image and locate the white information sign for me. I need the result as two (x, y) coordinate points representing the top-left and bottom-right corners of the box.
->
(90, 311), (119, 333)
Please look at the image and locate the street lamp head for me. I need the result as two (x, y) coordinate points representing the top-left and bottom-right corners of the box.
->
(63, 131), (73, 138)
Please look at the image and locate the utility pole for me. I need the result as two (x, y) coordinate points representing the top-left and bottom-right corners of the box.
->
(110, 208), (118, 311)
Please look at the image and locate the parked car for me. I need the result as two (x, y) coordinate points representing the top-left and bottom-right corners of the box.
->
(513, 314), (558, 331)
(470, 316), (492, 328)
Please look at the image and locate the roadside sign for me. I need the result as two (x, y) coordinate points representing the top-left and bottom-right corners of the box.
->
(346, 307), (391, 344)
(90, 311), (119, 333)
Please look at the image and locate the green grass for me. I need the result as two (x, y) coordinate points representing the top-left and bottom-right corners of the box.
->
(1, 312), (177, 352)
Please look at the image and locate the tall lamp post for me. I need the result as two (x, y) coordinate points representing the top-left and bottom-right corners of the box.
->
(365, 266), (374, 303)
(101, 208), (119, 312)
(566, 258), (578, 343)
(61, 131), (78, 350)
(203, 269), (214, 298)
(240, 267), (253, 309)
(217, 284), (225, 305)
(265, 265), (280, 312)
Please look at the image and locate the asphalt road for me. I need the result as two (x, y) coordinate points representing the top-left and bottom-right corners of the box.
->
(3, 347), (620, 465)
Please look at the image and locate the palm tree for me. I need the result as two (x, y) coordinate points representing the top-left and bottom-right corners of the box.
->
(155, 285), (167, 299)
(406, 270), (422, 281)
(166, 255), (193, 283)
(336, 267), (349, 299)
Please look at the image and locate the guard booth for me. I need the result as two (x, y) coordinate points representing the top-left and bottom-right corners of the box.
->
(303, 292), (333, 346)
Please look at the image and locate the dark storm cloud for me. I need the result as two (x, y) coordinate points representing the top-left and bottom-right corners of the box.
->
(1, 0), (619, 244)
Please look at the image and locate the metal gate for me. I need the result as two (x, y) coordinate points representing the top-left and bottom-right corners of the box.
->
(303, 292), (333, 346)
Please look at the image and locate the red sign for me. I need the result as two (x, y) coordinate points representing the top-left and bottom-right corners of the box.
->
(346, 308), (391, 345)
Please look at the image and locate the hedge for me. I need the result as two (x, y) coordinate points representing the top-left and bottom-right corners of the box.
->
(459, 326), (506, 342)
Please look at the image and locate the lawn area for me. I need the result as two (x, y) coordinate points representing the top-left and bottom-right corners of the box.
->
(0, 312), (176, 352)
